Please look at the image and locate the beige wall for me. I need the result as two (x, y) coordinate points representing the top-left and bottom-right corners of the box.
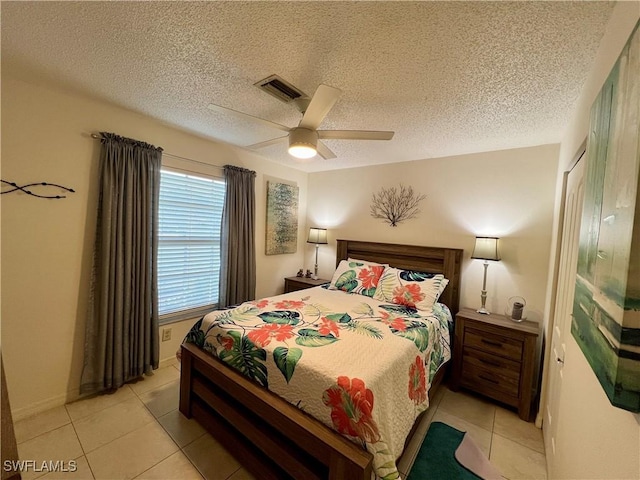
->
(1, 72), (308, 419)
(542, 4), (640, 479)
(306, 144), (559, 328)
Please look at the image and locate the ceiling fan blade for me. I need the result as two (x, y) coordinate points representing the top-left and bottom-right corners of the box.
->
(246, 136), (289, 150)
(317, 130), (395, 141)
(298, 84), (342, 130)
(208, 104), (290, 132)
(316, 140), (336, 160)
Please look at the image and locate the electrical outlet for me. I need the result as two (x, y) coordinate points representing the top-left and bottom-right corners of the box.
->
(161, 328), (172, 342)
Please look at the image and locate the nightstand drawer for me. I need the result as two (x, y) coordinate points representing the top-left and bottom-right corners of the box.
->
(285, 279), (312, 292)
(463, 347), (521, 379)
(284, 277), (330, 293)
(465, 328), (523, 362)
(461, 358), (520, 398)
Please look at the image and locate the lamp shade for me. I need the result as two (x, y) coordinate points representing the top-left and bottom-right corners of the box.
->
(307, 228), (328, 244)
(471, 237), (500, 261)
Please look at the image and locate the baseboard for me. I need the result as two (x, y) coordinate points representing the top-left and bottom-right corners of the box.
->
(12, 359), (180, 421)
(159, 356), (180, 369)
(11, 391), (74, 422)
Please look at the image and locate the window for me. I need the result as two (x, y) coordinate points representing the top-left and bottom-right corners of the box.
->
(157, 168), (225, 323)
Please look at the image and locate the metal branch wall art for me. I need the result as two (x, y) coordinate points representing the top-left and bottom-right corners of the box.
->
(370, 184), (426, 227)
(1, 179), (75, 199)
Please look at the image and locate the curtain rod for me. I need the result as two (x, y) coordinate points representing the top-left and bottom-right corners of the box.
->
(90, 133), (223, 169)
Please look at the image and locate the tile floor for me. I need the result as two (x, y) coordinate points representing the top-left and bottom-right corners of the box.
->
(14, 362), (547, 480)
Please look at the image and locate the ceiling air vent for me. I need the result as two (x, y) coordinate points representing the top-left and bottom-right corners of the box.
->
(254, 75), (308, 104)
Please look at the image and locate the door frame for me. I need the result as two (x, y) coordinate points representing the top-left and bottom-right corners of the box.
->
(536, 140), (586, 428)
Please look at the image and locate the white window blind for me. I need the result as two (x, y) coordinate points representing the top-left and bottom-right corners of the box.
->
(157, 169), (225, 321)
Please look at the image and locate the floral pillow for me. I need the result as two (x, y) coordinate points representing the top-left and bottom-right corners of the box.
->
(329, 259), (386, 297)
(373, 267), (446, 311)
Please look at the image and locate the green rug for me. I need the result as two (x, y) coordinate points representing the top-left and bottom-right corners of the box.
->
(406, 422), (482, 480)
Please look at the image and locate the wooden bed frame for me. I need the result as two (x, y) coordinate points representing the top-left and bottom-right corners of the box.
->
(179, 239), (463, 480)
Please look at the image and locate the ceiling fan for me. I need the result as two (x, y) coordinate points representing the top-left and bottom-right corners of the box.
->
(208, 83), (394, 160)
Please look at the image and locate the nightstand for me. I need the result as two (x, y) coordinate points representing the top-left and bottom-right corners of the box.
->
(451, 308), (539, 421)
(284, 276), (330, 293)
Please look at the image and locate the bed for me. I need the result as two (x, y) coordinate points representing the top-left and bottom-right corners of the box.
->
(179, 239), (462, 479)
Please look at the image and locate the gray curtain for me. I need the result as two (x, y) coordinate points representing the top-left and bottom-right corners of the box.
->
(219, 165), (256, 308)
(80, 132), (162, 395)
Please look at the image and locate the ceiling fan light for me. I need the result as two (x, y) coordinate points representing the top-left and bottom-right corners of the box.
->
(288, 144), (317, 159)
(288, 127), (319, 159)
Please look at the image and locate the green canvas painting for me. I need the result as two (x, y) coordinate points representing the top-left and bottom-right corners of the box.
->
(572, 22), (640, 412)
(265, 181), (299, 255)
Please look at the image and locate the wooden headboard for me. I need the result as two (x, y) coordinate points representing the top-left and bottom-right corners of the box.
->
(336, 239), (463, 316)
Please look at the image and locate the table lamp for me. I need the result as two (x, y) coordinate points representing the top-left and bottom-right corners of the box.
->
(307, 228), (328, 280)
(471, 236), (501, 314)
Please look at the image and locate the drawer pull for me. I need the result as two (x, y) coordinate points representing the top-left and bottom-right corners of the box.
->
(479, 358), (501, 368)
(479, 374), (499, 384)
(481, 339), (503, 348)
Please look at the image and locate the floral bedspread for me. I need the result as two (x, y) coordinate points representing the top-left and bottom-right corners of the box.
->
(183, 286), (452, 480)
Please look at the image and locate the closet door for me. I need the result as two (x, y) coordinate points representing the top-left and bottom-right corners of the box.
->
(543, 153), (585, 472)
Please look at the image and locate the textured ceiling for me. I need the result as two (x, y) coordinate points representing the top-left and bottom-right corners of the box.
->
(2, 1), (616, 172)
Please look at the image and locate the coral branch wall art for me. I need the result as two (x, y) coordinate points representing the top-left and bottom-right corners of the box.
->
(370, 184), (426, 227)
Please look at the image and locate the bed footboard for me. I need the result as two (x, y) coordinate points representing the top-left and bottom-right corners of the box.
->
(179, 342), (373, 480)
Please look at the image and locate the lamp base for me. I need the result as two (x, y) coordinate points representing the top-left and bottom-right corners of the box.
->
(311, 274), (319, 280)
(476, 307), (490, 315)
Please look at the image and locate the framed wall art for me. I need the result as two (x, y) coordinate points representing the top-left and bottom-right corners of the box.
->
(265, 181), (299, 255)
(572, 22), (640, 412)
